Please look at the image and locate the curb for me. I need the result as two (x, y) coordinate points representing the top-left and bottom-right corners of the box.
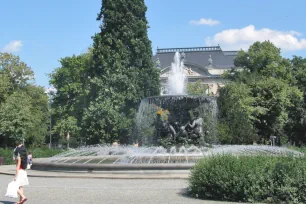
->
(0, 169), (190, 179)
(32, 161), (195, 171)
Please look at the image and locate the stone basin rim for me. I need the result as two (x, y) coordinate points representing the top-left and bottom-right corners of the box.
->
(144, 95), (217, 99)
(32, 161), (195, 171)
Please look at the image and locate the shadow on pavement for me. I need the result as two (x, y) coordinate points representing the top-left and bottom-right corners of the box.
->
(177, 188), (219, 202)
(177, 187), (201, 200)
(0, 201), (15, 204)
(177, 189), (252, 204)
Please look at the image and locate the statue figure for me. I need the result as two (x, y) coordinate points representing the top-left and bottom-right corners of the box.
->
(185, 67), (193, 75)
(187, 111), (208, 146)
(155, 57), (161, 69)
(208, 55), (213, 67)
(155, 112), (179, 146)
(161, 86), (168, 95)
(154, 109), (210, 146)
(180, 52), (185, 62)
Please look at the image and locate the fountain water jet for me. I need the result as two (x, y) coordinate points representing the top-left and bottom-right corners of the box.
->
(166, 52), (187, 95)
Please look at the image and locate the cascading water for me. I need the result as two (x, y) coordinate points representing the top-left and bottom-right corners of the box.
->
(48, 144), (303, 165)
(134, 95), (218, 146)
(167, 52), (187, 95)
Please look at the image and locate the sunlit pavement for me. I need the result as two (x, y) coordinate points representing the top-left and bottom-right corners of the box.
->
(0, 174), (245, 204)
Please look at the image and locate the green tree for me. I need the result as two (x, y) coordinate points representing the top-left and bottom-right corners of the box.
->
(234, 41), (293, 82)
(24, 85), (49, 146)
(85, 0), (160, 144)
(0, 52), (49, 147)
(0, 52), (34, 89)
(52, 116), (80, 148)
(221, 41), (304, 145)
(250, 78), (302, 142)
(234, 41), (282, 73)
(285, 56), (306, 145)
(49, 51), (92, 144)
(187, 80), (209, 95)
(0, 91), (32, 146)
(292, 56), (306, 95)
(0, 73), (11, 103)
(217, 83), (262, 144)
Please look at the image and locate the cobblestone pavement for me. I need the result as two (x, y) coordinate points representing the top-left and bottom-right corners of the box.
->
(0, 174), (243, 204)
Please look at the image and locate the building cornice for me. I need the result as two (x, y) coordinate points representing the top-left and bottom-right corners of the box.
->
(157, 46), (222, 53)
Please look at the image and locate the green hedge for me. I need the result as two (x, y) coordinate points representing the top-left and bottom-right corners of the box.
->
(0, 147), (64, 165)
(0, 148), (15, 165)
(189, 155), (306, 203)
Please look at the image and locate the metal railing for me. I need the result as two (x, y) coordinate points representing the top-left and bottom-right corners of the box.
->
(157, 46), (222, 53)
(223, 51), (239, 56)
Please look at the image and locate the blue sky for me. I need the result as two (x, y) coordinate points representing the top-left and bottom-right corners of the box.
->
(1, 0), (306, 87)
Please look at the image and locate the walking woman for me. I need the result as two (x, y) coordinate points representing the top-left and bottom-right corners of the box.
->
(13, 140), (29, 204)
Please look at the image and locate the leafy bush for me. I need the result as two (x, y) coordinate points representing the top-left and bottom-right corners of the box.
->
(0, 147), (64, 165)
(189, 155), (306, 203)
(0, 148), (15, 165)
(28, 147), (64, 158)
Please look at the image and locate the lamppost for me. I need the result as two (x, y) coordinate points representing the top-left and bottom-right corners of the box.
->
(48, 102), (52, 149)
(270, 136), (277, 146)
(67, 131), (70, 149)
(45, 87), (56, 149)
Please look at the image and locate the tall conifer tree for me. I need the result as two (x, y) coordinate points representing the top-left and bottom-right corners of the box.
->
(83, 0), (160, 144)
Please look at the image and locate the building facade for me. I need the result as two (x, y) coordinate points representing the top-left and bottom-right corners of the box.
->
(152, 46), (238, 95)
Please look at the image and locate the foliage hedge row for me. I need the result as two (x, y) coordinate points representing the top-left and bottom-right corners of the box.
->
(0, 147), (64, 165)
(189, 155), (306, 203)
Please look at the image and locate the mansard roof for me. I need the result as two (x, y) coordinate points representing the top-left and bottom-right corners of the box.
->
(153, 46), (238, 69)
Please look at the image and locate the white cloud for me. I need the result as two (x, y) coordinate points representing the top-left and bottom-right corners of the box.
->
(189, 18), (220, 26)
(2, 40), (23, 53)
(205, 25), (306, 51)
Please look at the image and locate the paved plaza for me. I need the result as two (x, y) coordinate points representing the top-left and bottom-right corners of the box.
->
(0, 174), (244, 204)
(0, 165), (248, 204)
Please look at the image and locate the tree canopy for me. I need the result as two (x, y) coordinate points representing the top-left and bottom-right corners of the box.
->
(4, 5), (306, 148)
(219, 41), (305, 145)
(0, 53), (49, 147)
(49, 0), (160, 145)
(83, 0), (159, 144)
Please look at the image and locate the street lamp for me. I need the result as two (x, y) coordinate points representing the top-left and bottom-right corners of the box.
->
(67, 131), (70, 149)
(45, 87), (57, 149)
(48, 102), (52, 148)
(270, 136), (277, 146)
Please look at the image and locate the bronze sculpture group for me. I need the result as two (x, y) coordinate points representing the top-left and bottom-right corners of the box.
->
(155, 110), (209, 147)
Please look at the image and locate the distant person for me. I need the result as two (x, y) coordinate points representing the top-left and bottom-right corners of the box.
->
(112, 140), (119, 146)
(13, 140), (29, 204)
(27, 152), (32, 169)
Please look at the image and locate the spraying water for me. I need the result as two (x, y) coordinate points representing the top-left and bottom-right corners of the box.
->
(49, 145), (304, 164)
(167, 52), (187, 95)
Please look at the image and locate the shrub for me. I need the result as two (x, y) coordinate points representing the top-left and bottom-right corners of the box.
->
(28, 147), (64, 158)
(0, 147), (64, 165)
(0, 147), (15, 165)
(189, 155), (306, 203)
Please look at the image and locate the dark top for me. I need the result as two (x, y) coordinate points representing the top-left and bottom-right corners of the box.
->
(14, 145), (27, 170)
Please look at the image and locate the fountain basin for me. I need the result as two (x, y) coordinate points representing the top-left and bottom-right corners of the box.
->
(31, 145), (303, 172)
(32, 159), (194, 171)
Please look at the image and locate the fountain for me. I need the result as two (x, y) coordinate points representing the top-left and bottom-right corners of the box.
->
(32, 144), (303, 172)
(133, 52), (217, 147)
(32, 52), (304, 172)
(134, 95), (217, 147)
